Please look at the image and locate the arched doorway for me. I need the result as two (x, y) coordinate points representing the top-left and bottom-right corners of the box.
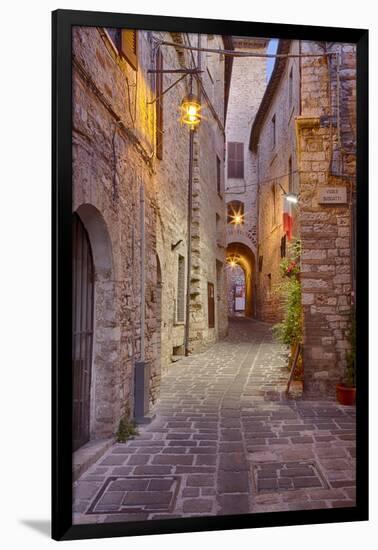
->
(226, 242), (256, 318)
(73, 204), (116, 445)
(72, 213), (94, 451)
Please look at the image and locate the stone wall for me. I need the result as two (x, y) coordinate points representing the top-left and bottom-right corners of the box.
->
(72, 27), (229, 442)
(225, 38), (268, 316)
(251, 39), (356, 397)
(73, 27), (157, 438)
(297, 42), (356, 396)
(254, 41), (301, 323)
(154, 32), (228, 360)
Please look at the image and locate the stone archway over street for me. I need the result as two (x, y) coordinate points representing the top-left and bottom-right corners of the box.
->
(226, 242), (256, 318)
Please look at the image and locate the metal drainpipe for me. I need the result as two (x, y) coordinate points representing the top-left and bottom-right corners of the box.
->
(184, 129), (194, 356)
(140, 182), (146, 362)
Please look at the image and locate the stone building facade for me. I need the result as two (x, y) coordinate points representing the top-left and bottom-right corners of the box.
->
(72, 27), (231, 450)
(250, 39), (356, 396)
(225, 38), (268, 317)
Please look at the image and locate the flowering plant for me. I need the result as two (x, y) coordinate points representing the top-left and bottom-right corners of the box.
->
(280, 258), (300, 278)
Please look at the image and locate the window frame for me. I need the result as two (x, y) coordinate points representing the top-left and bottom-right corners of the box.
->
(227, 142), (244, 179)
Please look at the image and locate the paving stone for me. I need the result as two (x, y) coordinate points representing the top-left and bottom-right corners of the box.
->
(183, 499), (213, 513)
(257, 477), (279, 490)
(111, 466), (134, 476)
(187, 474), (215, 487)
(108, 479), (149, 491)
(100, 455), (127, 466)
(195, 454), (217, 465)
(122, 491), (172, 506)
(127, 454), (151, 465)
(152, 454), (193, 465)
(162, 447), (187, 454)
(219, 453), (248, 471)
(293, 477), (323, 489)
(218, 494), (250, 515)
(220, 442), (244, 453)
(133, 465), (173, 475)
(291, 436), (314, 444)
(182, 488), (200, 497)
(218, 471), (250, 493)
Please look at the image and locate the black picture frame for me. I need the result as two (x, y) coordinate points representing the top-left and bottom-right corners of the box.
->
(52, 9), (368, 541)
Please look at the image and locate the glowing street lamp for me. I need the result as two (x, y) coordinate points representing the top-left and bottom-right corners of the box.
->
(180, 93), (202, 130)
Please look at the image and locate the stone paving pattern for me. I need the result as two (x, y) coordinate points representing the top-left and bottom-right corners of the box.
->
(73, 319), (356, 524)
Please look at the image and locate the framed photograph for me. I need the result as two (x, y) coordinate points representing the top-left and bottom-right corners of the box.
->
(52, 9), (368, 541)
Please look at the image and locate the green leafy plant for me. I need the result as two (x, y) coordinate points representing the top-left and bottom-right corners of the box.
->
(272, 276), (302, 346)
(345, 309), (356, 387)
(272, 239), (303, 347)
(116, 403), (139, 443)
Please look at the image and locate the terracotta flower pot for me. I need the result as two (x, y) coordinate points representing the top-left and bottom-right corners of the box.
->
(336, 384), (356, 406)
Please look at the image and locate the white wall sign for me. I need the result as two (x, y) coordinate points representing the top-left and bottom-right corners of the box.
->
(318, 187), (347, 204)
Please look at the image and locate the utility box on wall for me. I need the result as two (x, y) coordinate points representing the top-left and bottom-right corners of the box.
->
(134, 361), (151, 422)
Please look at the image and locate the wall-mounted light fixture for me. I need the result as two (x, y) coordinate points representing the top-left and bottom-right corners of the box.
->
(285, 192), (299, 204)
(180, 93), (202, 130)
(278, 182), (299, 204)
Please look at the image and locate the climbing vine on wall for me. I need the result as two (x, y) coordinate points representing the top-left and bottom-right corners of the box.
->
(272, 239), (303, 348)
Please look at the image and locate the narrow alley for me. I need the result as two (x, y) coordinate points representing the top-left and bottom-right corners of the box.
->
(73, 319), (356, 524)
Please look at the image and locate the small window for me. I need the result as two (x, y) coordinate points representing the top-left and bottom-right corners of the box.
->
(227, 142), (244, 179)
(156, 49), (164, 159)
(121, 29), (138, 70)
(289, 67), (293, 107)
(227, 200), (244, 225)
(176, 255), (185, 323)
(106, 28), (121, 50)
(216, 155), (222, 195)
(105, 29), (138, 70)
(288, 156), (293, 192)
(271, 115), (276, 150)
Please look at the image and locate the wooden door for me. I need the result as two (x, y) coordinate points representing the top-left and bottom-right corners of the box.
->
(208, 282), (215, 328)
(72, 214), (94, 451)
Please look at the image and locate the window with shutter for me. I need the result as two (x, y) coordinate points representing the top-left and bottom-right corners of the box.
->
(227, 142), (244, 179)
(121, 29), (138, 70)
(156, 49), (164, 159)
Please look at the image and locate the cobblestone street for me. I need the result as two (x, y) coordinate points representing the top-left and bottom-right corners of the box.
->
(73, 318), (356, 524)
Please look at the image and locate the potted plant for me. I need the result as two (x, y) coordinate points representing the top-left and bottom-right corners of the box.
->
(336, 311), (356, 406)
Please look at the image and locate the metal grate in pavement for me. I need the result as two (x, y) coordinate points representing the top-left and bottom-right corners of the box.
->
(86, 476), (180, 515)
(251, 460), (329, 493)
